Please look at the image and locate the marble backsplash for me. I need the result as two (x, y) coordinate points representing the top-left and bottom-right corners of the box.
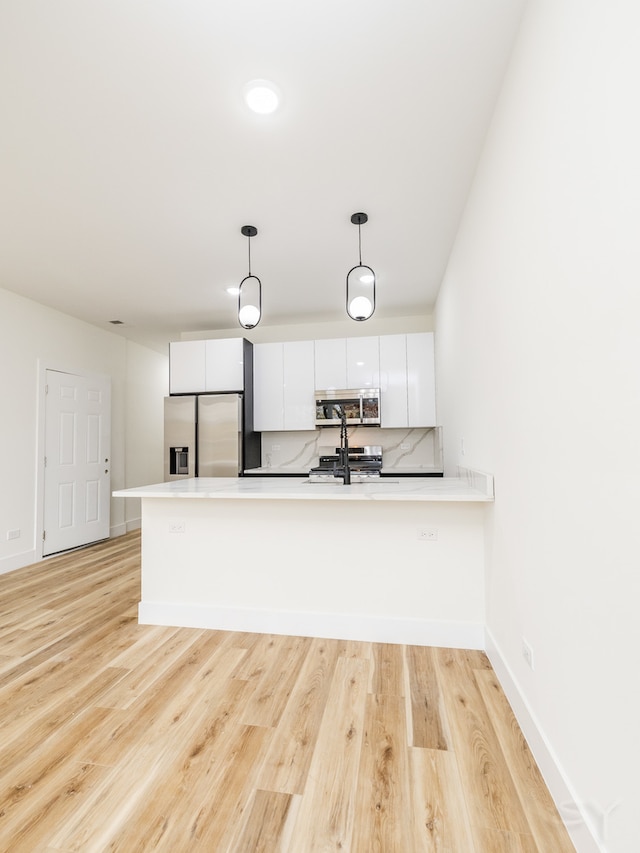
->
(258, 427), (443, 472)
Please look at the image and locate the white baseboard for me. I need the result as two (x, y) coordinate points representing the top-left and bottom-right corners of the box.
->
(109, 519), (141, 538)
(138, 600), (485, 649)
(1, 525), (140, 576)
(0, 548), (37, 576)
(485, 628), (603, 853)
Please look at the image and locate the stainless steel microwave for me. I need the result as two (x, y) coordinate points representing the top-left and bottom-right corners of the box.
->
(315, 388), (381, 427)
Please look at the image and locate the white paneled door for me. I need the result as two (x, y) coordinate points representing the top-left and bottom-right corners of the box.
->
(43, 369), (111, 556)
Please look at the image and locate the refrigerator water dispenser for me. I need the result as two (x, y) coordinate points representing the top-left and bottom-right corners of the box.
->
(169, 447), (189, 476)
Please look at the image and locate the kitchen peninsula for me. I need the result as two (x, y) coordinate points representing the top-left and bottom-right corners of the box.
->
(114, 468), (493, 649)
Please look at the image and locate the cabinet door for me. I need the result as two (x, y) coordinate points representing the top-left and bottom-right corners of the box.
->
(205, 338), (245, 392)
(314, 338), (347, 390)
(346, 336), (380, 388)
(283, 340), (315, 430)
(253, 342), (284, 431)
(407, 332), (436, 426)
(169, 340), (206, 394)
(379, 334), (408, 427)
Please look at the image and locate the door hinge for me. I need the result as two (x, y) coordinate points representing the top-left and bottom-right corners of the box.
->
(42, 530), (46, 541)
(44, 456), (47, 468)
(45, 384), (48, 395)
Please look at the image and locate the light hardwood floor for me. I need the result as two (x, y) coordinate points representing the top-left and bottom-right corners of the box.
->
(0, 531), (575, 852)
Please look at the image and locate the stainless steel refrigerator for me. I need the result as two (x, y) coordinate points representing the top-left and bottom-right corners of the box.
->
(164, 393), (260, 480)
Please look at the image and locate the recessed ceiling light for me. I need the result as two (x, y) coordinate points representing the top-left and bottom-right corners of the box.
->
(243, 79), (281, 115)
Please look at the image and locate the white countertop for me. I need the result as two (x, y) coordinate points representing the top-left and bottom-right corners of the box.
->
(113, 475), (493, 503)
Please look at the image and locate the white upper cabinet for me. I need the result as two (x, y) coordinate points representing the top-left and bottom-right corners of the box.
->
(314, 338), (347, 390)
(169, 338), (246, 394)
(379, 334), (409, 427)
(379, 332), (436, 427)
(205, 338), (245, 392)
(174, 333), (436, 430)
(283, 340), (315, 430)
(253, 342), (284, 431)
(169, 341), (206, 393)
(314, 336), (380, 390)
(407, 332), (436, 426)
(346, 336), (380, 388)
(254, 340), (315, 431)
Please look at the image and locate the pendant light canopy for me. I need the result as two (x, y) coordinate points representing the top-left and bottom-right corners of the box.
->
(346, 212), (376, 321)
(238, 225), (262, 329)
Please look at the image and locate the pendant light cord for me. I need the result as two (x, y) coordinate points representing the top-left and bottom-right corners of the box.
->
(358, 224), (363, 265)
(247, 235), (252, 277)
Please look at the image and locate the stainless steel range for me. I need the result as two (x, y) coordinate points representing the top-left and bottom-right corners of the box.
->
(308, 445), (383, 482)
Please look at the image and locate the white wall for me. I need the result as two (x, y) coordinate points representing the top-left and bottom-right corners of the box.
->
(435, 2), (640, 851)
(123, 339), (169, 528)
(0, 287), (167, 572)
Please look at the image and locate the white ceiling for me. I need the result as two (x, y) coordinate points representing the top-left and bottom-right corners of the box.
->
(0, 0), (526, 351)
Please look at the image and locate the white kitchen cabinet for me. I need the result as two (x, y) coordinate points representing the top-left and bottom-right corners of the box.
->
(379, 332), (436, 427)
(379, 334), (409, 427)
(254, 340), (315, 431)
(253, 342), (284, 431)
(315, 336), (380, 390)
(175, 333), (435, 431)
(283, 340), (315, 430)
(314, 338), (347, 390)
(205, 338), (245, 392)
(407, 332), (436, 426)
(170, 338), (246, 394)
(346, 336), (380, 388)
(169, 340), (206, 394)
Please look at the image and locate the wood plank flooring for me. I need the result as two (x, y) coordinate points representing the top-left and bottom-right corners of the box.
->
(0, 531), (575, 852)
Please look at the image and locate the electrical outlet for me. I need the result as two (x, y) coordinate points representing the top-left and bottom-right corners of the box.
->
(169, 520), (186, 533)
(522, 638), (534, 670)
(271, 444), (280, 451)
(418, 528), (438, 541)
(7, 529), (20, 541)
(400, 442), (410, 450)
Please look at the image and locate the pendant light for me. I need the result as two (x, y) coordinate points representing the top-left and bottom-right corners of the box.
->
(346, 212), (376, 321)
(238, 225), (262, 329)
